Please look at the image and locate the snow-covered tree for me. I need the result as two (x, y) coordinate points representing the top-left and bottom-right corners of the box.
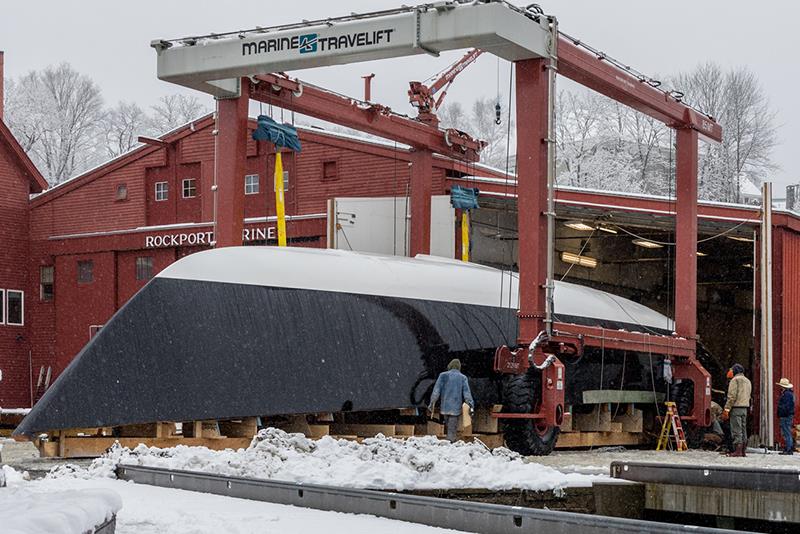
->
(4, 63), (105, 185)
(672, 63), (778, 202)
(439, 97), (511, 169)
(100, 101), (151, 159)
(147, 94), (211, 134)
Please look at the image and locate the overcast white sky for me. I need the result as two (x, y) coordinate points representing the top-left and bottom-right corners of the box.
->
(2, 1), (798, 191)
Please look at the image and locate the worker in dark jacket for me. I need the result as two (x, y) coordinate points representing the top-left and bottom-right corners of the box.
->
(777, 378), (795, 455)
(429, 359), (475, 442)
(722, 363), (751, 457)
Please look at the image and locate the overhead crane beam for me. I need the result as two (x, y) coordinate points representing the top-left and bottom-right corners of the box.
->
(556, 37), (722, 142)
(250, 74), (483, 159)
(151, 2), (551, 98)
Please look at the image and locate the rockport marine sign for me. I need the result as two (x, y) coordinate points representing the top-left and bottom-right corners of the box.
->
(145, 227), (276, 248)
(242, 29), (396, 56)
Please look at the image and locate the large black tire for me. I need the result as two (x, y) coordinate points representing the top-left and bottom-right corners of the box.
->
(501, 371), (560, 456)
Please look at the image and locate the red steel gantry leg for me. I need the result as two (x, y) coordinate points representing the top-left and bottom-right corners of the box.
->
(409, 149), (433, 256)
(515, 59), (550, 344)
(214, 79), (250, 248)
(675, 127), (699, 340)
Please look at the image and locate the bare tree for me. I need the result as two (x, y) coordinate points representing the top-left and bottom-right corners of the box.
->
(439, 98), (512, 170)
(437, 101), (469, 132)
(671, 63), (778, 202)
(101, 101), (151, 158)
(148, 94), (211, 134)
(555, 90), (610, 188)
(4, 63), (105, 184)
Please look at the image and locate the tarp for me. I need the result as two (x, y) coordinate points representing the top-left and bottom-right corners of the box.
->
(252, 115), (302, 152)
(450, 185), (479, 210)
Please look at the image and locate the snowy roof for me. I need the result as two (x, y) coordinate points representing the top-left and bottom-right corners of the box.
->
(740, 179), (762, 198)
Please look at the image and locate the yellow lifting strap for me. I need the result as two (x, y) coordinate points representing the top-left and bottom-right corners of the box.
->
(274, 151), (287, 247)
(461, 210), (470, 262)
(656, 401), (688, 451)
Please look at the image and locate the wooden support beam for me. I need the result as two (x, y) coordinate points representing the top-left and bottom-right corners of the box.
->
(307, 424), (330, 438)
(395, 425), (415, 437)
(472, 405), (503, 434)
(573, 404), (612, 432)
(218, 418), (258, 438)
(582, 390), (665, 404)
(555, 431), (643, 449)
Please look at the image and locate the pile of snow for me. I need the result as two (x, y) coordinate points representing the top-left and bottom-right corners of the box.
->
(50, 428), (599, 492)
(1, 466), (121, 534)
(2, 464), (29, 487)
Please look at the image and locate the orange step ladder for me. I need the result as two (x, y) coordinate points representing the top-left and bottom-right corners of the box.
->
(656, 401), (688, 451)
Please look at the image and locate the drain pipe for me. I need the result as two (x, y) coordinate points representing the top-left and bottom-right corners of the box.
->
(759, 182), (774, 447)
(544, 15), (559, 336)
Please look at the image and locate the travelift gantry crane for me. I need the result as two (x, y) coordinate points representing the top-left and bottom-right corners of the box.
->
(151, 0), (722, 452)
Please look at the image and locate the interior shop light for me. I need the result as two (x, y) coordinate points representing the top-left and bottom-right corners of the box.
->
(561, 251), (598, 268)
(563, 220), (595, 231)
(632, 239), (663, 249)
(728, 235), (755, 243)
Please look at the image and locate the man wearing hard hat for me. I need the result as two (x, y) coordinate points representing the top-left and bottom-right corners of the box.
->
(777, 377), (796, 455)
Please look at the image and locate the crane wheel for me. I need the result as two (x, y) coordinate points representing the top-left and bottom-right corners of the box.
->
(501, 371), (559, 456)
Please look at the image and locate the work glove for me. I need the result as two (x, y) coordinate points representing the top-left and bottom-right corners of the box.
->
(721, 409), (730, 422)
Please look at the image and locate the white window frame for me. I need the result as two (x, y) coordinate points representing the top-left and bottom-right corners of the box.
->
(155, 181), (169, 201)
(6, 289), (24, 326)
(245, 174), (260, 195)
(182, 178), (197, 199)
(0, 289), (4, 325)
(273, 170), (290, 192)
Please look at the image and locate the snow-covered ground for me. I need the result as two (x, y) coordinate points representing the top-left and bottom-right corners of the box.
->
(1, 429), (606, 534)
(534, 447), (800, 475)
(2, 482), (121, 534)
(54, 428), (601, 492)
(2, 469), (465, 534)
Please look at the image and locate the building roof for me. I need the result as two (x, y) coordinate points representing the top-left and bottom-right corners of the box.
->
(0, 119), (48, 193)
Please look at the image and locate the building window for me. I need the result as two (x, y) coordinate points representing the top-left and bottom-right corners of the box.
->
(116, 183), (128, 201)
(155, 182), (168, 201)
(7, 290), (23, 326)
(40, 266), (54, 301)
(182, 178), (197, 198)
(274, 170), (289, 192)
(245, 174), (260, 195)
(136, 257), (154, 281)
(322, 160), (338, 182)
(78, 260), (94, 284)
(0, 289), (4, 324)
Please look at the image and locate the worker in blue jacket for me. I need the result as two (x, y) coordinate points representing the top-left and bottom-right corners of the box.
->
(428, 359), (475, 442)
(777, 378), (796, 455)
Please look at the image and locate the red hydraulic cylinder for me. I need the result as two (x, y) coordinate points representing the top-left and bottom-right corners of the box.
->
(675, 127), (699, 340)
(515, 59), (550, 344)
(214, 80), (250, 248)
(409, 149), (433, 256)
